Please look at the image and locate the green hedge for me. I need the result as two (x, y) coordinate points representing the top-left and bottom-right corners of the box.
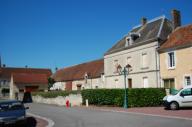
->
(32, 91), (79, 98)
(81, 88), (166, 107)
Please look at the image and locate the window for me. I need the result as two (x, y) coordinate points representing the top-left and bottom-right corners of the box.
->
(125, 37), (132, 47)
(168, 52), (175, 68)
(163, 79), (175, 89)
(3, 80), (6, 85)
(184, 76), (191, 86)
(115, 79), (119, 88)
(181, 88), (192, 96)
(114, 60), (119, 73)
(84, 73), (88, 84)
(142, 53), (148, 68)
(143, 77), (148, 88)
(128, 79), (132, 88)
(101, 74), (105, 82)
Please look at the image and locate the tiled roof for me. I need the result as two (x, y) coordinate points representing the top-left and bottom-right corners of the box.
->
(12, 73), (48, 84)
(160, 24), (192, 50)
(105, 16), (173, 55)
(0, 67), (52, 79)
(52, 59), (104, 82)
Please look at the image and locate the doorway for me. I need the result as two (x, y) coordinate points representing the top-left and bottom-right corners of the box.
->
(77, 84), (82, 91)
(128, 78), (132, 88)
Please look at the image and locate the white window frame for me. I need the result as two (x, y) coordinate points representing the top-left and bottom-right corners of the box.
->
(113, 59), (119, 73)
(167, 51), (176, 69)
(141, 52), (148, 69)
(143, 77), (149, 88)
(183, 75), (192, 86)
(114, 79), (119, 88)
(125, 37), (132, 47)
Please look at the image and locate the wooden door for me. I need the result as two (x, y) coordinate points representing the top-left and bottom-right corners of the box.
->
(128, 79), (132, 88)
(65, 81), (72, 91)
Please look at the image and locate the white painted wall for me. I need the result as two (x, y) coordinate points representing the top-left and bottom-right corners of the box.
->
(104, 41), (160, 88)
(51, 82), (65, 90)
(54, 76), (105, 91)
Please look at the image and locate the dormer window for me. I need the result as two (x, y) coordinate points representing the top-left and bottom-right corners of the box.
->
(125, 37), (132, 47)
(125, 33), (140, 47)
(131, 33), (140, 41)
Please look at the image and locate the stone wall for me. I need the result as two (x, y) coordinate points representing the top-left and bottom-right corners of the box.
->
(32, 94), (82, 106)
(104, 41), (160, 88)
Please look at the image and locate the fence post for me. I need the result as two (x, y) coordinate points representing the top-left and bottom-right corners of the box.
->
(86, 99), (89, 107)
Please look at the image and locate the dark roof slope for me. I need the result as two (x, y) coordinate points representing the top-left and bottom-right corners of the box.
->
(105, 16), (173, 55)
(0, 67), (52, 79)
(52, 59), (104, 82)
(159, 24), (192, 51)
(12, 73), (48, 84)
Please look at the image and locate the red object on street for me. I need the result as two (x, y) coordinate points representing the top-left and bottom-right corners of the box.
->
(66, 100), (70, 108)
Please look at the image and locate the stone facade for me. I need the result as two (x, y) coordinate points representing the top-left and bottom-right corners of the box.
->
(104, 41), (160, 88)
(51, 75), (105, 91)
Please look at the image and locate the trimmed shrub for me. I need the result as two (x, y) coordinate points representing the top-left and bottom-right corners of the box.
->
(32, 91), (79, 98)
(81, 88), (165, 107)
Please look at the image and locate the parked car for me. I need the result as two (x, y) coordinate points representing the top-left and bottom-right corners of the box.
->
(163, 85), (192, 110)
(0, 99), (29, 126)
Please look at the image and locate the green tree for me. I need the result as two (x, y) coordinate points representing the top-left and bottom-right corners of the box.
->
(48, 77), (55, 90)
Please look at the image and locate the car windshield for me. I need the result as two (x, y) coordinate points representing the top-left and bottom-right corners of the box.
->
(0, 102), (24, 111)
(171, 88), (183, 95)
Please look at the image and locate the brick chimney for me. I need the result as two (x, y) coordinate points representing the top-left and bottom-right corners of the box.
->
(141, 17), (147, 26)
(172, 9), (181, 29)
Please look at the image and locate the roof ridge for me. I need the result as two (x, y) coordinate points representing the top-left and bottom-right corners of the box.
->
(59, 58), (103, 71)
(2, 67), (51, 70)
(172, 23), (192, 32)
(132, 15), (166, 29)
(157, 16), (166, 38)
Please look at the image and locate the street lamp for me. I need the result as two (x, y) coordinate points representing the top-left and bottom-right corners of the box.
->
(117, 64), (132, 108)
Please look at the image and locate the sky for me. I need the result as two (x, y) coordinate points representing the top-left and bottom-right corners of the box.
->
(0, 0), (191, 72)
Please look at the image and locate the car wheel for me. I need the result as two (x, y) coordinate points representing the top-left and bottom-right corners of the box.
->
(169, 102), (179, 110)
(16, 119), (27, 127)
(0, 122), (4, 127)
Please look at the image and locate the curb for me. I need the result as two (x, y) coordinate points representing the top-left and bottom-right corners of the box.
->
(85, 107), (192, 121)
(27, 112), (55, 127)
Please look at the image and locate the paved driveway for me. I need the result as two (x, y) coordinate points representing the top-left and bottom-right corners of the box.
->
(28, 103), (192, 127)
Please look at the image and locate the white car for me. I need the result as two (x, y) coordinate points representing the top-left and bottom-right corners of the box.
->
(163, 85), (192, 110)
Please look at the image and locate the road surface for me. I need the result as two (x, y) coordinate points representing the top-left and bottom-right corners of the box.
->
(27, 103), (192, 127)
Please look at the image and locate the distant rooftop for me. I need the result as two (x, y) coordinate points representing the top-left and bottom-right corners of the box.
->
(52, 59), (104, 82)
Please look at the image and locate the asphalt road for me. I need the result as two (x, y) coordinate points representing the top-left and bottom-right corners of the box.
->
(27, 103), (192, 127)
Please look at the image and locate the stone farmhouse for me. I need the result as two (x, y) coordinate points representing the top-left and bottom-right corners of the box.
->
(51, 59), (104, 91)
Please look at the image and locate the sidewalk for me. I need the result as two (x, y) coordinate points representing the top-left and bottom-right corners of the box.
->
(82, 106), (192, 120)
(26, 116), (48, 127)
(33, 117), (48, 127)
